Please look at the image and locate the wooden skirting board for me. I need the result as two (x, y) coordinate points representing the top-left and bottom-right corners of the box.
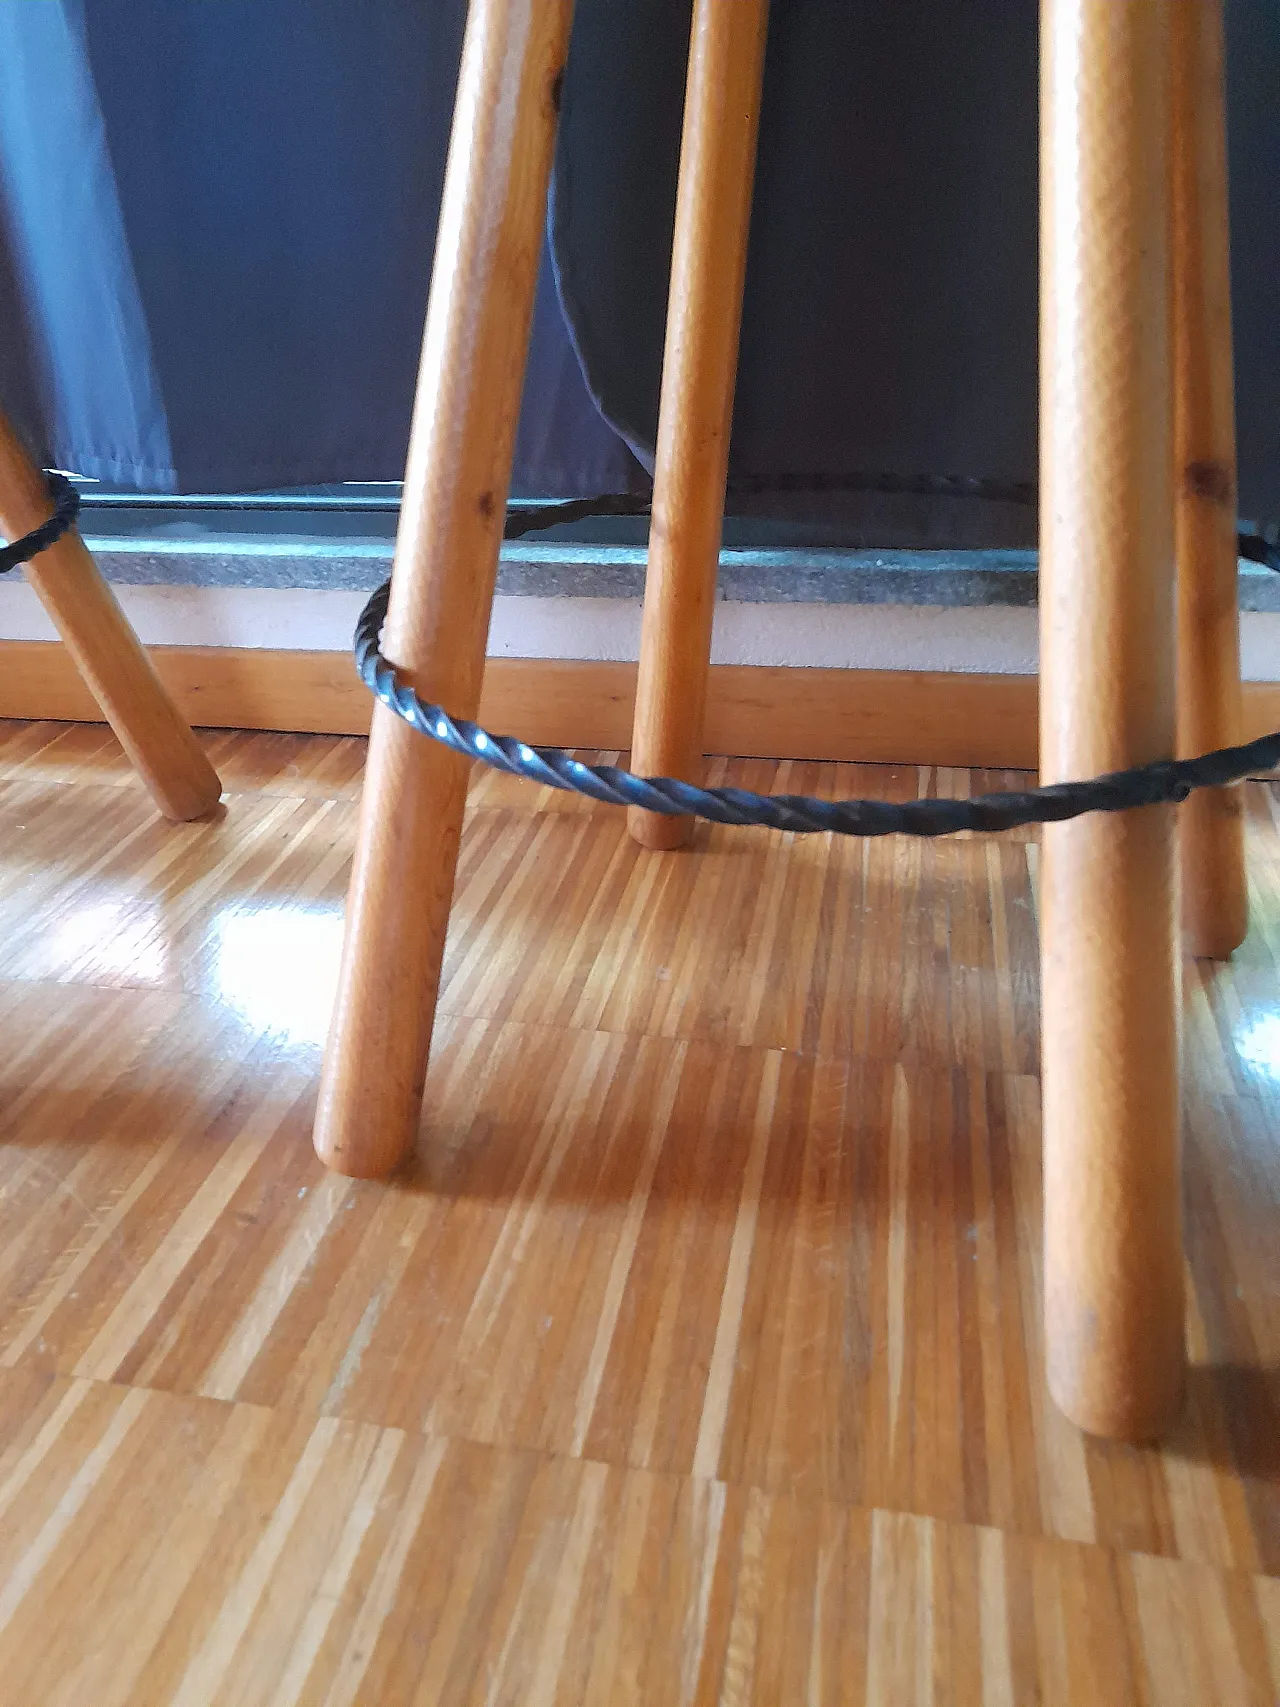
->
(1, 639), (1278, 770)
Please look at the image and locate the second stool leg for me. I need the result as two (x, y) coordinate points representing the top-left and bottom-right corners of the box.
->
(314, 0), (574, 1178)
(1172, 0), (1248, 960)
(1039, 0), (1184, 1440)
(627, 0), (771, 850)
(0, 410), (222, 822)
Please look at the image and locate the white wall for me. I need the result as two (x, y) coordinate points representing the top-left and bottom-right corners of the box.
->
(0, 580), (1277, 678)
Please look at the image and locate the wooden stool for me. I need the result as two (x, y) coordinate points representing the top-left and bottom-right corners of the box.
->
(0, 410), (222, 822)
(315, 0), (1247, 1443)
(1038, 0), (1244, 1440)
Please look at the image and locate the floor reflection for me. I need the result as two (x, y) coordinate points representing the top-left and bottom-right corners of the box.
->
(1232, 1009), (1280, 1083)
(49, 897), (169, 985)
(212, 903), (345, 1047)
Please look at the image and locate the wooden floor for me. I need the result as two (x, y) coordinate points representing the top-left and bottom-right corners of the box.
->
(0, 721), (1277, 1704)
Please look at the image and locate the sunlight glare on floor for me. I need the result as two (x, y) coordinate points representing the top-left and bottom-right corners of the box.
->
(50, 896), (169, 985)
(1233, 1007), (1280, 1083)
(212, 902), (345, 1046)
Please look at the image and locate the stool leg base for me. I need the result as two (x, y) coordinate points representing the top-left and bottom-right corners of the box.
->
(1039, 0), (1185, 1441)
(1172, 0), (1247, 962)
(314, 0), (575, 1178)
(627, 806), (695, 851)
(627, 0), (770, 847)
(0, 411), (222, 823)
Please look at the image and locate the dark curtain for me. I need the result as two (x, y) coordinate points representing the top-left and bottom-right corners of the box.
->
(1, 0), (1276, 541)
(553, 0), (1280, 544)
(0, 0), (636, 496)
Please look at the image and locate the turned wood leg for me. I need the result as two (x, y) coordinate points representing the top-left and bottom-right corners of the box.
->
(1039, 0), (1184, 1439)
(627, 0), (770, 850)
(1172, 0), (1248, 959)
(314, 0), (574, 1177)
(0, 410), (222, 821)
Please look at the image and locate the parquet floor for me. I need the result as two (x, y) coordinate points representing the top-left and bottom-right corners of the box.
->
(0, 719), (1276, 1703)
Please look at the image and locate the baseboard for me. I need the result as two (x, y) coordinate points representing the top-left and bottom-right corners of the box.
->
(1, 640), (1278, 771)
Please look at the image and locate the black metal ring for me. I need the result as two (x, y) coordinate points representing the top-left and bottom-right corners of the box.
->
(355, 576), (1280, 840)
(354, 485), (1280, 839)
(0, 472), (81, 575)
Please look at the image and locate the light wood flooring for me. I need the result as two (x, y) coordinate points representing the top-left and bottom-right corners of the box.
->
(0, 720), (1277, 1703)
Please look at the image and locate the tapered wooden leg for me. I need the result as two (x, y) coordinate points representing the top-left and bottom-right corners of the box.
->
(1172, 0), (1247, 960)
(314, 0), (573, 1178)
(0, 411), (221, 821)
(1039, 0), (1184, 1439)
(627, 0), (770, 850)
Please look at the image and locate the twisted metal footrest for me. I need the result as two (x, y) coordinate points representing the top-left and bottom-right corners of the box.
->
(356, 577), (1280, 840)
(0, 473), (80, 574)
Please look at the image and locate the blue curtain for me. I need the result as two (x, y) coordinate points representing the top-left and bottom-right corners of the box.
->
(2, 0), (1276, 534)
(0, 0), (636, 496)
(553, 0), (1280, 537)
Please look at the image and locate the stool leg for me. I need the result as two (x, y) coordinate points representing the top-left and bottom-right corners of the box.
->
(627, 0), (770, 850)
(1039, 0), (1184, 1439)
(0, 410), (222, 821)
(313, 0), (574, 1178)
(1173, 0), (1247, 960)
